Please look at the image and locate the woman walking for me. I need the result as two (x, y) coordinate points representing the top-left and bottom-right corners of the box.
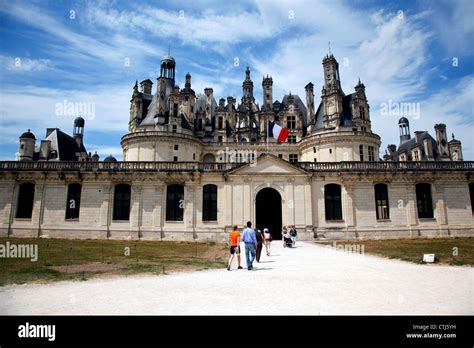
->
(263, 228), (272, 256)
(255, 228), (264, 262)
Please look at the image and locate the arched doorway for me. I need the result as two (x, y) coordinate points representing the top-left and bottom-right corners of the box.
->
(256, 188), (282, 240)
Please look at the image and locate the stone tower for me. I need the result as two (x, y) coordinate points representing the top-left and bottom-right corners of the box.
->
(321, 54), (343, 129)
(399, 117), (411, 144)
(352, 79), (371, 132)
(18, 130), (36, 161)
(434, 124), (450, 160)
(305, 82), (315, 131)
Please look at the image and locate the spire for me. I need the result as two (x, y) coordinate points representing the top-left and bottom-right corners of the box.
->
(245, 66), (251, 80)
(328, 41), (331, 55)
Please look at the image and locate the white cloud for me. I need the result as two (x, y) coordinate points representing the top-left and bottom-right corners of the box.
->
(84, 4), (281, 46)
(429, 0), (474, 56)
(0, 55), (53, 72)
(0, 2), (163, 71)
(0, 85), (130, 141)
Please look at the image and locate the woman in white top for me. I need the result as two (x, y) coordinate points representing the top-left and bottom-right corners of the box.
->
(263, 228), (272, 256)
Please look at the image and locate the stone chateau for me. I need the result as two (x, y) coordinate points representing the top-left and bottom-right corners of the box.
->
(0, 53), (473, 241)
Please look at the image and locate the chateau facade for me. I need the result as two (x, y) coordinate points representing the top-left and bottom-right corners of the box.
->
(1, 54), (473, 241)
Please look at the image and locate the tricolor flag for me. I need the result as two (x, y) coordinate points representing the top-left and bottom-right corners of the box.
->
(268, 121), (289, 142)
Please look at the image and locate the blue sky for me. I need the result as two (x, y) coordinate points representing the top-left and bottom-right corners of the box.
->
(0, 0), (473, 160)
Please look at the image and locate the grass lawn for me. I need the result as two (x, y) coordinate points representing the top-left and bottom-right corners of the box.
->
(316, 237), (474, 266)
(0, 238), (228, 286)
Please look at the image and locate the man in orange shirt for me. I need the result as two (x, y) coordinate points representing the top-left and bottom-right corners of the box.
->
(227, 225), (243, 271)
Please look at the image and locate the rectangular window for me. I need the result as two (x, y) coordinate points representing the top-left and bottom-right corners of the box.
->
(173, 103), (178, 117)
(287, 116), (296, 129)
(173, 156), (178, 162)
(313, 147), (316, 153)
(218, 117), (223, 129)
(16, 183), (35, 219)
(289, 154), (298, 162)
(278, 154), (283, 159)
(166, 185), (184, 221)
(202, 185), (218, 221)
(416, 183), (434, 219)
(359, 145), (364, 161)
(65, 183), (81, 220)
(359, 106), (365, 120)
(374, 184), (390, 220)
(368, 146), (375, 161)
(193, 153), (196, 160)
(325, 184), (342, 221)
(218, 136), (223, 143)
(172, 125), (177, 133)
(414, 150), (419, 161)
(174, 145), (179, 151)
(288, 135), (297, 143)
(113, 184), (131, 221)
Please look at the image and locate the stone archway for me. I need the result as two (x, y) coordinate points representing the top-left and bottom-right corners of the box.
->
(256, 187), (282, 240)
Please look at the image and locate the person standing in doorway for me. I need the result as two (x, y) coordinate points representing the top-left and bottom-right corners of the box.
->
(255, 228), (264, 262)
(263, 228), (272, 256)
(227, 225), (243, 271)
(241, 221), (257, 270)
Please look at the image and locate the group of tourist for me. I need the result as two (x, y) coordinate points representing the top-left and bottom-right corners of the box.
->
(227, 221), (296, 271)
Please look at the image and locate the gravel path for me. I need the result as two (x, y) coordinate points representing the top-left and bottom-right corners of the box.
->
(0, 241), (472, 315)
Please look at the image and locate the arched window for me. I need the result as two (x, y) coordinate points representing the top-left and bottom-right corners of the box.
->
(374, 184), (389, 220)
(65, 183), (82, 220)
(325, 184), (342, 221)
(113, 184), (131, 221)
(166, 184), (184, 221)
(416, 183), (434, 219)
(203, 153), (216, 163)
(203, 184), (217, 221)
(16, 183), (35, 219)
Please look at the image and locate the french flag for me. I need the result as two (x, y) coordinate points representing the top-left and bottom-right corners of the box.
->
(268, 121), (289, 142)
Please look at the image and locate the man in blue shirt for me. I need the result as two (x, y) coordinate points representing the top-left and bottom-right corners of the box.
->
(241, 221), (257, 270)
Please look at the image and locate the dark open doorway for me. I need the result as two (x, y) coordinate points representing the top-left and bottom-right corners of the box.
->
(256, 187), (282, 240)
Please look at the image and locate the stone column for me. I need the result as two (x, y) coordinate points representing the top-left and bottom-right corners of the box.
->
(433, 183), (447, 225)
(7, 181), (17, 237)
(343, 183), (356, 228)
(36, 177), (47, 237)
(243, 177), (252, 223)
(131, 184), (142, 238)
(103, 183), (113, 238)
(185, 184), (197, 240)
(405, 184), (418, 237)
(304, 176), (313, 238)
(153, 184), (165, 240)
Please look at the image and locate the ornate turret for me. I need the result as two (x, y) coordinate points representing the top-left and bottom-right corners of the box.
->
(399, 117), (410, 144)
(322, 54), (343, 129)
(73, 116), (85, 148)
(242, 66), (254, 103)
(18, 129), (36, 161)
